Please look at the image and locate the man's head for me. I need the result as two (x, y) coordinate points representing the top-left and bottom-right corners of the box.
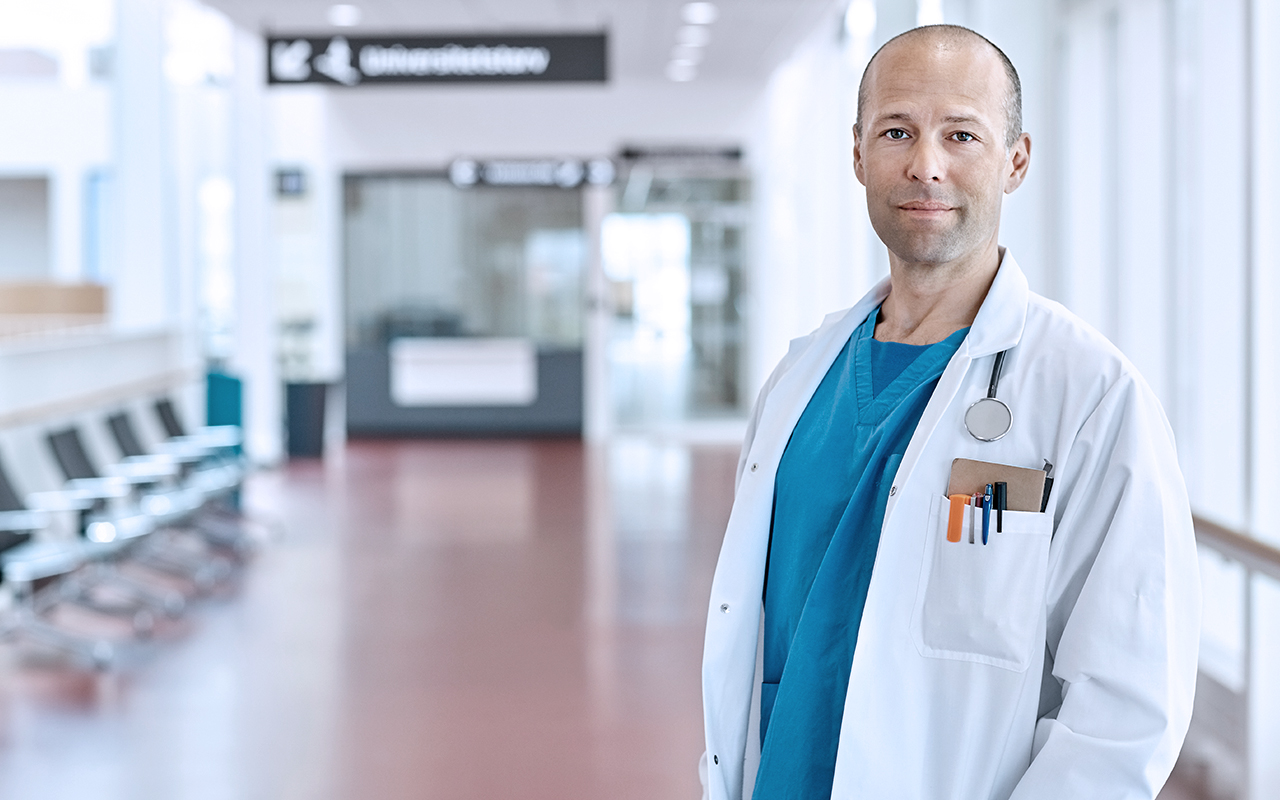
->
(855, 26), (1022, 151)
(852, 25), (1031, 270)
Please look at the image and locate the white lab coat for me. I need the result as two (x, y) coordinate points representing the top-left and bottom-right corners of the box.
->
(700, 252), (1200, 800)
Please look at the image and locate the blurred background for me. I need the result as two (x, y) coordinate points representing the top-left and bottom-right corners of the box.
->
(0, 0), (1272, 798)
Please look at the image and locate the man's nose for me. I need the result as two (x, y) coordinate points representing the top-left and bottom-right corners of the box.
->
(908, 140), (945, 182)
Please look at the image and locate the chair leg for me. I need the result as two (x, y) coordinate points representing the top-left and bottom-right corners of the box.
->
(2, 583), (115, 669)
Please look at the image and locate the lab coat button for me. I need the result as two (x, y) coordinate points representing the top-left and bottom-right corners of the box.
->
(713, 755), (719, 765)
(720, 603), (730, 613)
(889, 485), (897, 496)
(750, 463), (758, 472)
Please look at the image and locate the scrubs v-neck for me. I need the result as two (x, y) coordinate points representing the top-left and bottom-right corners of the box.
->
(753, 308), (967, 799)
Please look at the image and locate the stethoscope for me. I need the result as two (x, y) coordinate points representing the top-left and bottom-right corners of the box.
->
(964, 350), (1013, 442)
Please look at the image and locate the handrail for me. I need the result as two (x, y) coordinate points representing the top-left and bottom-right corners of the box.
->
(1194, 515), (1280, 582)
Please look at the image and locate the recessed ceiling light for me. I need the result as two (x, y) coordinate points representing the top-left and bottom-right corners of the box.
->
(666, 61), (696, 82)
(844, 0), (876, 39)
(328, 4), (362, 27)
(681, 2), (719, 25)
(676, 25), (711, 48)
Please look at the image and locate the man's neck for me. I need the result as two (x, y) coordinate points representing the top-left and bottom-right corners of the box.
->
(874, 244), (1002, 345)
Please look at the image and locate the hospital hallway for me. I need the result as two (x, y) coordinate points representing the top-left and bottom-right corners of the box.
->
(0, 438), (728, 799)
(0, 437), (1216, 799)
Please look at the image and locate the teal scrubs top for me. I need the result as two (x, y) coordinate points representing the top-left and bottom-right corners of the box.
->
(754, 308), (967, 799)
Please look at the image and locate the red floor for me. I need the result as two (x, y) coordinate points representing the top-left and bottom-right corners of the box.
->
(0, 438), (732, 800)
(0, 437), (1216, 799)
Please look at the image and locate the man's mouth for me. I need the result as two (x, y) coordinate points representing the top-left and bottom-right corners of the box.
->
(898, 201), (954, 212)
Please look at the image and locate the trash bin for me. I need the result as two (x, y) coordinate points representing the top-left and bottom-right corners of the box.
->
(286, 382), (328, 458)
(207, 371), (243, 430)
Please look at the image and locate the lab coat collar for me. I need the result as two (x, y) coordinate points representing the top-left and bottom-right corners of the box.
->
(960, 248), (1029, 357)
(848, 248), (1029, 358)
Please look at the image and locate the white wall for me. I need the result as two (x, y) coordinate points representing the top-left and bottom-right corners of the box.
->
(326, 78), (763, 169)
(744, 15), (870, 397)
(0, 86), (112, 284)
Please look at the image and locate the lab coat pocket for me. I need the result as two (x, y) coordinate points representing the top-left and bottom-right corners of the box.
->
(911, 494), (1053, 672)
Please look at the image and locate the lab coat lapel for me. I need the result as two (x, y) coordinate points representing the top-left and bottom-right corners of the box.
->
(749, 278), (891, 470)
(883, 251), (1031, 523)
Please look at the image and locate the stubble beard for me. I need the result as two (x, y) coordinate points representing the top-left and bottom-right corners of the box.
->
(869, 205), (971, 266)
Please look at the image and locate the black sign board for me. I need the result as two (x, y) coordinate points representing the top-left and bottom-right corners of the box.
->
(267, 33), (607, 86)
(276, 168), (307, 196)
(448, 158), (615, 188)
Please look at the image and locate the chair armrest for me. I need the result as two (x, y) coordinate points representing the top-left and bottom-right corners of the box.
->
(152, 440), (207, 462)
(85, 512), (154, 543)
(27, 488), (98, 511)
(0, 509), (49, 532)
(1, 540), (85, 582)
(105, 455), (180, 482)
(67, 476), (132, 499)
(195, 425), (243, 448)
(168, 426), (242, 452)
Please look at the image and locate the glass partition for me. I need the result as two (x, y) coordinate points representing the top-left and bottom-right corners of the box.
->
(604, 169), (749, 426)
(344, 174), (584, 349)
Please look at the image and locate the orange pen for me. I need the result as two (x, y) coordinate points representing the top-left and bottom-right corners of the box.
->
(947, 494), (968, 542)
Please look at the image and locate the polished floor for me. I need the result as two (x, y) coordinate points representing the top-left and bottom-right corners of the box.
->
(0, 438), (731, 800)
(0, 438), (1217, 799)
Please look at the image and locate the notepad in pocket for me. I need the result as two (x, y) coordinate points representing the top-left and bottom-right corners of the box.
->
(946, 458), (1046, 513)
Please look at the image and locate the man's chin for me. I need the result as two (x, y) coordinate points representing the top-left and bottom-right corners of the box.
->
(885, 240), (965, 267)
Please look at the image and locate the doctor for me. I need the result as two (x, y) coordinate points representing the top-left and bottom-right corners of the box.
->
(700, 24), (1199, 800)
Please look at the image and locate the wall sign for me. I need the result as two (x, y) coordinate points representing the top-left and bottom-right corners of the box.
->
(449, 158), (615, 188)
(276, 168), (307, 196)
(267, 33), (607, 86)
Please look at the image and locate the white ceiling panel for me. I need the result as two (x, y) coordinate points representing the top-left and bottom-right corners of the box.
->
(201, 0), (844, 84)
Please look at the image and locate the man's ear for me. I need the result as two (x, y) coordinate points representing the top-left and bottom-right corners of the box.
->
(853, 128), (867, 186)
(1004, 132), (1031, 194)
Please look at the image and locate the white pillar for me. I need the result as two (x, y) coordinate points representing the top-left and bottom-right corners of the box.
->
(111, 0), (170, 328)
(1248, 577), (1280, 799)
(267, 88), (342, 382)
(50, 165), (82, 282)
(1249, 0), (1280, 546)
(1246, 0), (1280, 796)
(582, 183), (614, 443)
(231, 28), (282, 463)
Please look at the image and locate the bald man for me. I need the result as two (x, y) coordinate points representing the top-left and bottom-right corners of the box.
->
(700, 25), (1198, 800)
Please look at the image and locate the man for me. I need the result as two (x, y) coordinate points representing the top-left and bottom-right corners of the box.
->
(700, 24), (1199, 800)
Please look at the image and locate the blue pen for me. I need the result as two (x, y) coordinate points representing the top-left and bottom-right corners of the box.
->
(982, 483), (992, 545)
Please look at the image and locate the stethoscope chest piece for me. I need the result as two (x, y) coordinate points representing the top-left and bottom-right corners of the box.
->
(965, 397), (1012, 442)
(966, 348), (1013, 442)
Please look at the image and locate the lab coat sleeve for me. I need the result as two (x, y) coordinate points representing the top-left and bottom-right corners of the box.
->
(1008, 374), (1200, 800)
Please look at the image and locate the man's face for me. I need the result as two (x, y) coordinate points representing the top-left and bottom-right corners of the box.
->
(853, 36), (1030, 267)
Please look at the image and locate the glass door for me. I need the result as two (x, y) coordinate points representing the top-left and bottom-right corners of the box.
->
(601, 169), (749, 429)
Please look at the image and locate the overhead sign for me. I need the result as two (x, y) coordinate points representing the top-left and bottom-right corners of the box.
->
(267, 33), (607, 86)
(449, 158), (616, 188)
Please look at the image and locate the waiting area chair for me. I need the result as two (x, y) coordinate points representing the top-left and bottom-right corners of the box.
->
(46, 425), (226, 596)
(105, 410), (251, 559)
(0, 453), (120, 668)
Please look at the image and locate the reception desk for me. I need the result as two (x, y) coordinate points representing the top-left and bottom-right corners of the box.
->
(346, 338), (582, 436)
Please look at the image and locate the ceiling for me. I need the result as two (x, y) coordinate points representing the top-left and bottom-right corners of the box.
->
(201, 0), (845, 85)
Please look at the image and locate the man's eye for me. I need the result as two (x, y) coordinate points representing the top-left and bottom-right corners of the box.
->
(951, 131), (976, 142)
(885, 129), (909, 140)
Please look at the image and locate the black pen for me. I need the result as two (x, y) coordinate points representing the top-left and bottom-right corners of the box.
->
(1040, 461), (1054, 513)
(994, 481), (1007, 532)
